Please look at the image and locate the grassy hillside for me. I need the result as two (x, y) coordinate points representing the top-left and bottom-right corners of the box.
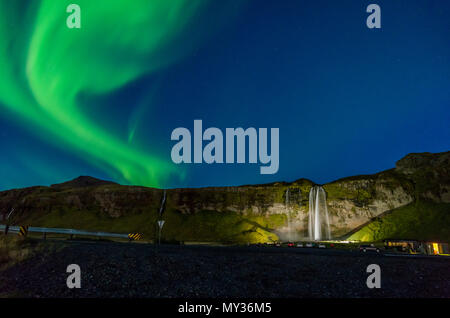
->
(347, 201), (450, 242)
(22, 204), (284, 244)
(161, 209), (283, 243)
(2, 178), (310, 244)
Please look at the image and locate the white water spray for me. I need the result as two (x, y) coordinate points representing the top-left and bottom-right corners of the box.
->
(308, 186), (331, 241)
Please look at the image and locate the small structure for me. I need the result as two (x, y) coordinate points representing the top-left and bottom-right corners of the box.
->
(423, 242), (449, 255)
(384, 239), (419, 252)
(384, 239), (449, 255)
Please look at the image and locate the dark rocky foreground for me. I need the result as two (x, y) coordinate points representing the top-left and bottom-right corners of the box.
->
(0, 240), (449, 298)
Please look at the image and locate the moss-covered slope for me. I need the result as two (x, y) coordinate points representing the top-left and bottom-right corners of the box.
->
(347, 201), (450, 242)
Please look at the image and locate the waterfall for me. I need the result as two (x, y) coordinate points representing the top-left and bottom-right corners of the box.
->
(308, 186), (331, 241)
(285, 188), (292, 241)
(159, 190), (167, 217)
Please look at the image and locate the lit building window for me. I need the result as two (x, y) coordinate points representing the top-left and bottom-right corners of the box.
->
(432, 243), (439, 255)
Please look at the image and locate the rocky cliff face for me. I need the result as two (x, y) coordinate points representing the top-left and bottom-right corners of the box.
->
(0, 151), (448, 242)
(166, 169), (417, 239)
(395, 151), (450, 203)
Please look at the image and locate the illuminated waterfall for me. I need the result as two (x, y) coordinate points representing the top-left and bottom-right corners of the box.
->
(308, 186), (331, 241)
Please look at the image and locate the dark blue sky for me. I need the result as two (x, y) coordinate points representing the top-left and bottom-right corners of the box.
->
(0, 0), (449, 190)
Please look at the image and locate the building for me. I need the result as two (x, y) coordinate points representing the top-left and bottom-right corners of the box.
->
(384, 239), (449, 255)
(423, 242), (449, 255)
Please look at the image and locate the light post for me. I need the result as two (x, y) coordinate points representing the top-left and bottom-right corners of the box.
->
(3, 208), (15, 236)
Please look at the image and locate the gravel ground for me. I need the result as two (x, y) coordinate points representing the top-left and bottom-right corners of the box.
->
(0, 240), (449, 298)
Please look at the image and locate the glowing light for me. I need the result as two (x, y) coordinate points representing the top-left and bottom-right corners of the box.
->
(432, 243), (439, 255)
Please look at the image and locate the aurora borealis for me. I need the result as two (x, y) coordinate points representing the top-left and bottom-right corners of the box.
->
(0, 0), (243, 187)
(0, 0), (449, 190)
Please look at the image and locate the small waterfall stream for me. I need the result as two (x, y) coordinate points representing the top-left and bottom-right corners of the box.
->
(308, 186), (331, 241)
(159, 190), (167, 217)
(285, 188), (292, 241)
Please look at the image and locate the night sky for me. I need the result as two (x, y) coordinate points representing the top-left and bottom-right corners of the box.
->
(0, 0), (449, 190)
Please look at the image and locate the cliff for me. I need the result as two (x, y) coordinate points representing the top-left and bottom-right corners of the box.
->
(0, 151), (448, 243)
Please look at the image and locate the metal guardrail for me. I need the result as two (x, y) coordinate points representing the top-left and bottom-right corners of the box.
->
(0, 224), (134, 240)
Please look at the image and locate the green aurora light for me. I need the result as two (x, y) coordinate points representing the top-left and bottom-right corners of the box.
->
(0, 0), (241, 187)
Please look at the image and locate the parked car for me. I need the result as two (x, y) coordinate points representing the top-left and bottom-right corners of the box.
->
(287, 242), (295, 247)
(297, 243), (304, 248)
(318, 244), (326, 248)
(359, 244), (380, 253)
(305, 243), (314, 248)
